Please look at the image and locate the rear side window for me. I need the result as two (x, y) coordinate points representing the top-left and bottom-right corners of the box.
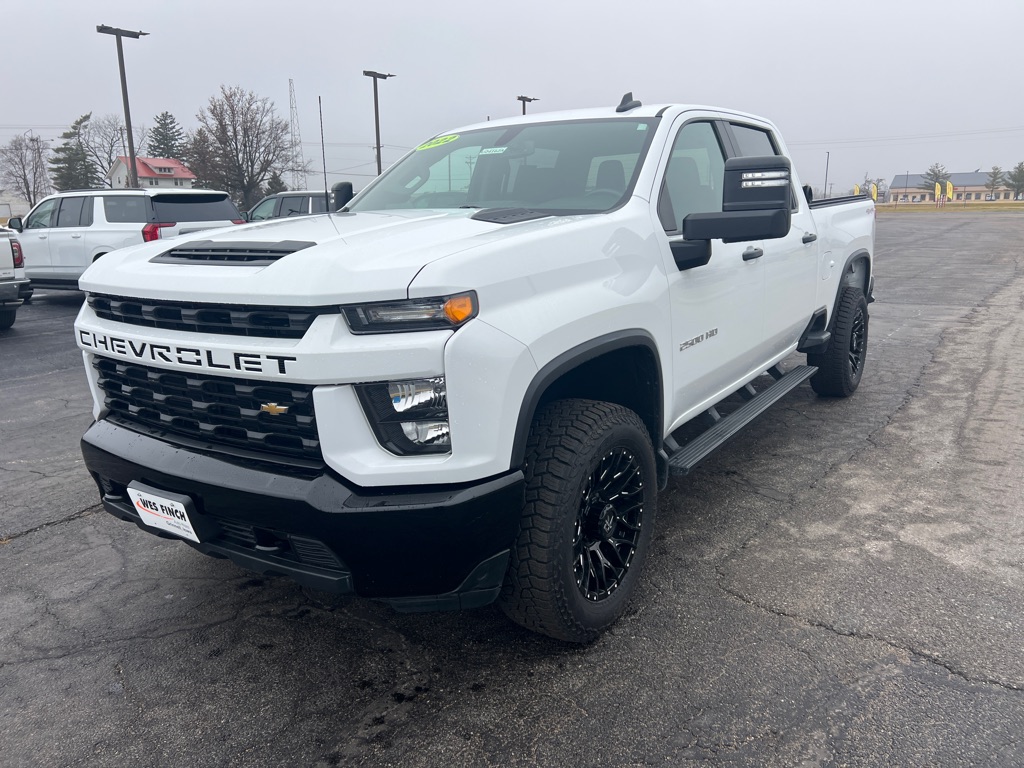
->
(151, 194), (241, 222)
(56, 197), (86, 227)
(278, 195), (307, 217)
(103, 196), (149, 223)
(311, 194), (328, 213)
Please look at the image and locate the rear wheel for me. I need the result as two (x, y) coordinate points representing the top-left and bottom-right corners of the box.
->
(808, 285), (868, 397)
(499, 399), (657, 643)
(0, 308), (17, 331)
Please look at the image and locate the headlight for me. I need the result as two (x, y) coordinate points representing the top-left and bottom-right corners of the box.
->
(356, 377), (451, 455)
(343, 292), (477, 334)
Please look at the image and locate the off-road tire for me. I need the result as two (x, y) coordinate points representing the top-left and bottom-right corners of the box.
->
(499, 399), (657, 643)
(808, 285), (868, 397)
(0, 308), (16, 331)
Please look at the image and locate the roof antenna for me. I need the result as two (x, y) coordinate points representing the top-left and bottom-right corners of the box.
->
(616, 92), (642, 113)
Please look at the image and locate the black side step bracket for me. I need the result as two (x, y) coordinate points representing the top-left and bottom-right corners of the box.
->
(666, 365), (816, 476)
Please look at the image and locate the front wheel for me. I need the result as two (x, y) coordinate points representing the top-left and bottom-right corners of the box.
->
(808, 285), (868, 397)
(499, 399), (657, 643)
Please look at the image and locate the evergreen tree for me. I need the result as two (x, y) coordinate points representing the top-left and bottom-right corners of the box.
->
(263, 171), (288, 196)
(49, 114), (102, 191)
(917, 163), (950, 194)
(985, 166), (1005, 199)
(147, 111), (185, 159)
(1004, 162), (1024, 200)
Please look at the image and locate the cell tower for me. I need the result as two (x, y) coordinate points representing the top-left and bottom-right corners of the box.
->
(288, 79), (308, 190)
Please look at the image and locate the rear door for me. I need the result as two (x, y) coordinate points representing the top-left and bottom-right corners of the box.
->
(19, 198), (59, 278)
(48, 196), (94, 279)
(654, 117), (767, 423)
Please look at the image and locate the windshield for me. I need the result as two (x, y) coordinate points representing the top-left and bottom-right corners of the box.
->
(348, 118), (657, 214)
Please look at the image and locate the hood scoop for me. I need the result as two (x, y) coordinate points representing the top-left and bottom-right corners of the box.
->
(150, 239), (316, 267)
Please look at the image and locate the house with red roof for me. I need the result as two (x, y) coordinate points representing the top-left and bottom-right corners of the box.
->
(105, 156), (196, 189)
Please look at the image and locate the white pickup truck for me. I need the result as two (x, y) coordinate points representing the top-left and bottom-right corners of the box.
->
(75, 95), (874, 642)
(0, 228), (29, 330)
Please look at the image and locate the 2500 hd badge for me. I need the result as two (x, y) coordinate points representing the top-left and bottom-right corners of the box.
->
(77, 329), (296, 374)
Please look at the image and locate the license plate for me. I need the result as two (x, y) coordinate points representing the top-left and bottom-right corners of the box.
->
(127, 483), (201, 543)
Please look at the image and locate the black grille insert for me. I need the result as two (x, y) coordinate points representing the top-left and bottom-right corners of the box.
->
(151, 239), (315, 266)
(93, 356), (321, 461)
(87, 293), (336, 339)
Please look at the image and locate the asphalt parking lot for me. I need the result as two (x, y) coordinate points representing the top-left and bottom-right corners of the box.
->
(3, 212), (1024, 767)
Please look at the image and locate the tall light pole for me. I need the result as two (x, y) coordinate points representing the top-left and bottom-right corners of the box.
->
(97, 25), (148, 189)
(517, 95), (538, 115)
(822, 150), (830, 200)
(363, 70), (394, 176)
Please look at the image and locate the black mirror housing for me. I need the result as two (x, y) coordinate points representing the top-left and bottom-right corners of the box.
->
(7, 217), (23, 231)
(681, 155), (792, 244)
(331, 181), (354, 210)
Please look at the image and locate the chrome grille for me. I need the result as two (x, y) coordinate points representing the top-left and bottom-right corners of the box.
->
(93, 356), (321, 461)
(87, 293), (336, 339)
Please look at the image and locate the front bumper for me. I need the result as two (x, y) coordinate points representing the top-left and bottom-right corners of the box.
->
(82, 420), (525, 611)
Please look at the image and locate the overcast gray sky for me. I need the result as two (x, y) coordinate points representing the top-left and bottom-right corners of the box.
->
(6, 0), (1023, 194)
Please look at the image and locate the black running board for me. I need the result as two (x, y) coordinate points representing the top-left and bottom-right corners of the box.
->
(666, 365), (816, 476)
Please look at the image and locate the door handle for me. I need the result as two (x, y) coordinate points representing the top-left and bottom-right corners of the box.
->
(71, 234), (82, 239)
(742, 246), (763, 261)
(802, 232), (818, 244)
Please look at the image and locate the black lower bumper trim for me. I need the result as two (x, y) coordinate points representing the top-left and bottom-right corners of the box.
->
(83, 420), (525, 603)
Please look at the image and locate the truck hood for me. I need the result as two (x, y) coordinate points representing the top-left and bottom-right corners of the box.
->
(78, 209), (541, 305)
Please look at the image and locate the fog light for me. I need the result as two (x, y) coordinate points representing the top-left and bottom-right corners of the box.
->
(400, 420), (451, 447)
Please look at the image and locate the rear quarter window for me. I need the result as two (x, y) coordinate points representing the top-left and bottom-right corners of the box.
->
(151, 194), (241, 222)
(103, 196), (149, 223)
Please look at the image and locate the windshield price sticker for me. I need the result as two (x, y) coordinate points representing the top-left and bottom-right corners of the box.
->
(478, 147), (508, 155)
(127, 485), (201, 543)
(416, 134), (459, 151)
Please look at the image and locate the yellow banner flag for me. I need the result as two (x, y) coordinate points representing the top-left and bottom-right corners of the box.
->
(946, 180), (953, 199)
(935, 182), (941, 198)
(854, 184), (861, 195)
(870, 183), (878, 201)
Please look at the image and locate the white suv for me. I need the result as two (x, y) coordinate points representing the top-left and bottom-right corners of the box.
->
(8, 189), (243, 291)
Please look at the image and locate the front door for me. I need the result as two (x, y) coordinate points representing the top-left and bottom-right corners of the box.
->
(654, 118), (766, 428)
(20, 198), (59, 279)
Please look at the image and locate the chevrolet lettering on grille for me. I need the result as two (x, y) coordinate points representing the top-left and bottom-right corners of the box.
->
(78, 330), (296, 375)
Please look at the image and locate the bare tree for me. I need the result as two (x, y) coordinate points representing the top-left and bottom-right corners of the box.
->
(78, 114), (150, 187)
(195, 85), (291, 208)
(0, 134), (53, 206)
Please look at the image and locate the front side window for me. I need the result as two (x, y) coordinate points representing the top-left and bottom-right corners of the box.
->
(349, 118), (658, 214)
(26, 198), (59, 229)
(730, 123), (778, 157)
(658, 122), (726, 232)
(248, 197), (277, 221)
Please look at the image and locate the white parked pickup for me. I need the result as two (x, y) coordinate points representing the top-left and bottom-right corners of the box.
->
(75, 94), (874, 641)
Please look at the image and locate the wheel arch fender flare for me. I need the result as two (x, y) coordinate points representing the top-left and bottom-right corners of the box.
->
(510, 330), (664, 469)
(833, 248), (872, 317)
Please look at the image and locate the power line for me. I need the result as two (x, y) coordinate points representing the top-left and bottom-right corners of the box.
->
(789, 125), (1024, 148)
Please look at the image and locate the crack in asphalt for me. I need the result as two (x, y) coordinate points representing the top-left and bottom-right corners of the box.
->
(0, 504), (101, 544)
(717, 579), (1024, 695)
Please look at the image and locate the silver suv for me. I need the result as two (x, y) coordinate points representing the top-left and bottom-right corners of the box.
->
(8, 189), (243, 291)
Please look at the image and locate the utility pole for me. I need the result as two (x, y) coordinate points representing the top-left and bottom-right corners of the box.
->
(517, 95), (538, 115)
(97, 25), (148, 188)
(823, 151), (830, 200)
(362, 70), (394, 176)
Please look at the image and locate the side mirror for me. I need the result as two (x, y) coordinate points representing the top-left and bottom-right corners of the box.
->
(331, 181), (354, 210)
(682, 155), (792, 244)
(7, 217), (23, 232)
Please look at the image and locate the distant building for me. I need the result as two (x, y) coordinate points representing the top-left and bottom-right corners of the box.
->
(106, 156), (196, 189)
(888, 172), (1020, 203)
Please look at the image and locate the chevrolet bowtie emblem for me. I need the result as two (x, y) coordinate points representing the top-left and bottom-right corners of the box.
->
(260, 403), (289, 416)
